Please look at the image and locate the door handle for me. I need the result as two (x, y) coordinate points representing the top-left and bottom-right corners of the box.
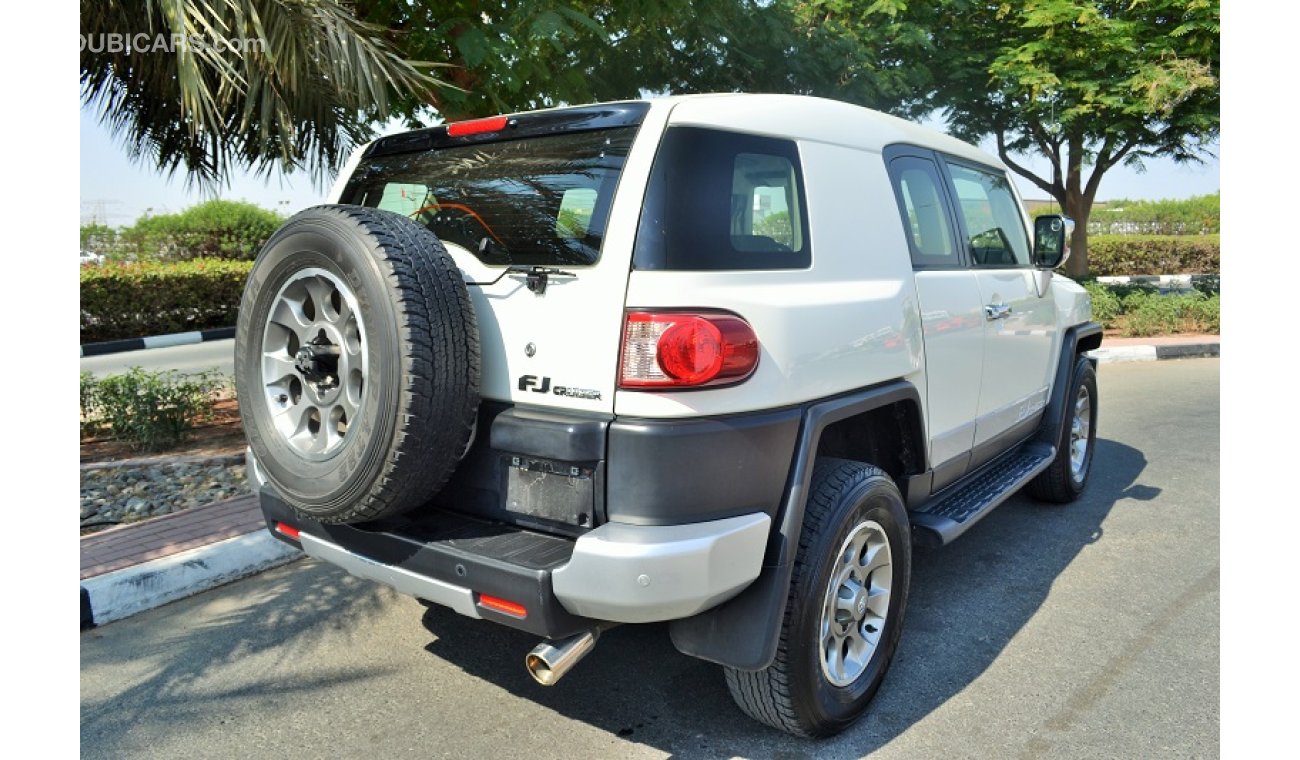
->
(985, 303), (1012, 320)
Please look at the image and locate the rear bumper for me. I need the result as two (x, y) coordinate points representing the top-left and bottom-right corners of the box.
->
(261, 489), (769, 634)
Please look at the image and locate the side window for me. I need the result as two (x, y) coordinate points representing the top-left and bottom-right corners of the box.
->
(633, 127), (811, 270)
(887, 156), (958, 268)
(943, 161), (1031, 267)
(733, 152), (804, 253)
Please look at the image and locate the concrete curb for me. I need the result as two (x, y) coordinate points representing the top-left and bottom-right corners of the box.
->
(80, 326), (235, 358)
(1089, 341), (1219, 364)
(81, 531), (303, 627)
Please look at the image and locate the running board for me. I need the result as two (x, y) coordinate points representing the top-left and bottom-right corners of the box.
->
(909, 443), (1056, 547)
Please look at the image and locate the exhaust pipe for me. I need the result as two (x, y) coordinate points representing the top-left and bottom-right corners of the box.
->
(526, 630), (599, 686)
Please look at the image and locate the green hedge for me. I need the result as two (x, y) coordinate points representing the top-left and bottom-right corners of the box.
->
(1086, 234), (1219, 276)
(81, 259), (252, 343)
(1081, 280), (1220, 336)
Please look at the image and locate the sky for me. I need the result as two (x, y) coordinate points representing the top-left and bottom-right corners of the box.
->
(79, 104), (1220, 227)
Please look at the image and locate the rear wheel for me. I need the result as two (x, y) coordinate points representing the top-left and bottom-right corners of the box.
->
(725, 458), (911, 737)
(235, 205), (480, 524)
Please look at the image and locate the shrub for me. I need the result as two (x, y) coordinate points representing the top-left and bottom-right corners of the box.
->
(118, 200), (282, 261)
(1086, 235), (1219, 276)
(1081, 281), (1122, 328)
(1189, 294), (1220, 334)
(80, 259), (252, 343)
(1118, 292), (1219, 337)
(80, 369), (227, 452)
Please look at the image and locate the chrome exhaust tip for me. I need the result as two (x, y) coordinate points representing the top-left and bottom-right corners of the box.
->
(525, 630), (598, 686)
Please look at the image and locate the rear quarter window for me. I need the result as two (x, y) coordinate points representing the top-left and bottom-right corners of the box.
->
(633, 127), (811, 271)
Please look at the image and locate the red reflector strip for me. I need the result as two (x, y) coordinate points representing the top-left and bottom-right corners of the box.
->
(478, 594), (527, 618)
(274, 522), (300, 540)
(446, 115), (509, 137)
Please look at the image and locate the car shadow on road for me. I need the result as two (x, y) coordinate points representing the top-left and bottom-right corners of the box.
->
(80, 560), (394, 750)
(416, 438), (1156, 758)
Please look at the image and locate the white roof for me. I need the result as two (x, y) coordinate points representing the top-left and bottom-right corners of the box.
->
(647, 93), (998, 167)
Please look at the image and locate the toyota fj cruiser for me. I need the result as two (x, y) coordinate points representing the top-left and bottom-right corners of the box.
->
(235, 94), (1100, 738)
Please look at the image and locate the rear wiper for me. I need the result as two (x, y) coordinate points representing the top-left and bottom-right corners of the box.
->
(465, 265), (576, 295)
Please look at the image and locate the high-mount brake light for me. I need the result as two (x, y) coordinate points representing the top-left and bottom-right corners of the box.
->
(446, 115), (509, 137)
(619, 312), (759, 389)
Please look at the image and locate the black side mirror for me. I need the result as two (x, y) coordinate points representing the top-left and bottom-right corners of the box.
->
(1033, 215), (1074, 269)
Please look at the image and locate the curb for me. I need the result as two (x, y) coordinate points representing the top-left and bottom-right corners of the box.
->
(80, 326), (235, 358)
(1089, 341), (1219, 364)
(81, 530), (303, 628)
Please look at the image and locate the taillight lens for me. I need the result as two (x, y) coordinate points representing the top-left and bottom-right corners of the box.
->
(620, 311), (759, 388)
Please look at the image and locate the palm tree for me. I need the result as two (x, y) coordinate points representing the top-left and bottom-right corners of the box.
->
(81, 0), (444, 187)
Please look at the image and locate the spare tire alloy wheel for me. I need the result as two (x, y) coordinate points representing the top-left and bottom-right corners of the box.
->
(262, 268), (367, 461)
(236, 205), (480, 525)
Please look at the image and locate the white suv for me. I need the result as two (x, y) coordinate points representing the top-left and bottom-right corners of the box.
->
(235, 94), (1100, 738)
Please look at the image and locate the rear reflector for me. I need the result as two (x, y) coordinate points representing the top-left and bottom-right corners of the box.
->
(274, 521), (300, 540)
(446, 115), (509, 137)
(478, 594), (527, 618)
(620, 311), (759, 388)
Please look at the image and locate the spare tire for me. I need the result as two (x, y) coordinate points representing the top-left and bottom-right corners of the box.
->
(235, 205), (480, 524)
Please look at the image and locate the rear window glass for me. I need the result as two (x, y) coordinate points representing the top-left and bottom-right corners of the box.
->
(340, 127), (637, 267)
(633, 127), (810, 270)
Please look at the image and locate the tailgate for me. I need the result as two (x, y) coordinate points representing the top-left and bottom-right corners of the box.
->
(337, 103), (672, 415)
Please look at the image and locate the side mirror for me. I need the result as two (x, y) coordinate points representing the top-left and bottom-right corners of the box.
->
(1033, 214), (1074, 269)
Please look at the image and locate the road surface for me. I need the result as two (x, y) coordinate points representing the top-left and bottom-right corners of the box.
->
(80, 358), (1220, 759)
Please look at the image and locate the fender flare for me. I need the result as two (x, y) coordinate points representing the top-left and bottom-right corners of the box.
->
(668, 380), (924, 671)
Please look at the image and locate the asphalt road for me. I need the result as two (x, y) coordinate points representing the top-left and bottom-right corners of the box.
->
(80, 338), (235, 378)
(80, 358), (1220, 759)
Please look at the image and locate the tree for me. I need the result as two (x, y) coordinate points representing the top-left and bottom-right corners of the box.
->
(82, 1), (850, 186)
(809, 0), (1220, 276)
(350, 1), (844, 123)
(81, 0), (444, 187)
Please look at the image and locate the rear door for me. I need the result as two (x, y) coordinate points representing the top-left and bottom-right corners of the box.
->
(337, 104), (670, 415)
(884, 147), (985, 490)
(939, 157), (1057, 468)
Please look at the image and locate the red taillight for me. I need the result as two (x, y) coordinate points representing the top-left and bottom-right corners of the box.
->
(274, 521), (300, 540)
(446, 115), (509, 137)
(620, 311), (759, 388)
(477, 594), (527, 618)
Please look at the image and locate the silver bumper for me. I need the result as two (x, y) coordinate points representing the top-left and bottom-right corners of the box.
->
(550, 513), (770, 623)
(298, 532), (481, 620)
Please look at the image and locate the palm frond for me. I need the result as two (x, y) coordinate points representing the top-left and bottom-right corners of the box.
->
(81, 0), (450, 188)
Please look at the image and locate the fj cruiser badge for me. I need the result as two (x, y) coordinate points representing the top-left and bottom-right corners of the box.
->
(517, 375), (602, 401)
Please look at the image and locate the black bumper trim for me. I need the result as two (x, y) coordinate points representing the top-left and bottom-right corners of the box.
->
(260, 489), (596, 638)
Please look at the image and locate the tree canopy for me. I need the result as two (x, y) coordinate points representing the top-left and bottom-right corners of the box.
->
(808, 0), (1220, 275)
(81, 0), (443, 187)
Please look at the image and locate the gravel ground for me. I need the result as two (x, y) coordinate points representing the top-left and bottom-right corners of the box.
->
(80, 458), (253, 534)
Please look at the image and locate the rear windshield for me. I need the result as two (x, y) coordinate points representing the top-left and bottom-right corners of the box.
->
(340, 127), (637, 267)
(633, 126), (811, 270)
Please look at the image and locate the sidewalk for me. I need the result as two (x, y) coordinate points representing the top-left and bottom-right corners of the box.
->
(78, 332), (1219, 628)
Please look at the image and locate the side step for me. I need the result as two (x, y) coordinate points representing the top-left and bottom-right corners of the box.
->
(910, 442), (1056, 546)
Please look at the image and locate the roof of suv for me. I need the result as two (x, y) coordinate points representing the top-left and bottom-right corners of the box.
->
(648, 93), (997, 166)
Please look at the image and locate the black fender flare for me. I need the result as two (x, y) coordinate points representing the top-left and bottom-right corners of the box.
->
(668, 380), (925, 671)
(1035, 322), (1103, 448)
